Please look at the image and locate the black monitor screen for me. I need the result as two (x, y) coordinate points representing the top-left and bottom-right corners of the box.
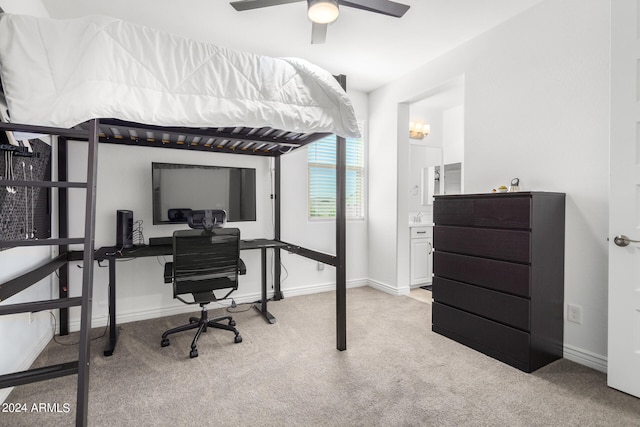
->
(152, 162), (256, 224)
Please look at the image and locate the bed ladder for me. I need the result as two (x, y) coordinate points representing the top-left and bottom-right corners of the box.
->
(0, 119), (99, 427)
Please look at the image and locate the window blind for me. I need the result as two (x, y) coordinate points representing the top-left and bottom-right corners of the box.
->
(307, 129), (364, 219)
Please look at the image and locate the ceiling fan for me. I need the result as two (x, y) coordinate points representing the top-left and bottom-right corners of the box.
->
(230, 0), (410, 44)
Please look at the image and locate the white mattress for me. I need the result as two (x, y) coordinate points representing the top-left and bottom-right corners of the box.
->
(0, 13), (360, 139)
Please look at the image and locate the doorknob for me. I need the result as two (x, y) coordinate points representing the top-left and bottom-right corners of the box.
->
(613, 234), (640, 247)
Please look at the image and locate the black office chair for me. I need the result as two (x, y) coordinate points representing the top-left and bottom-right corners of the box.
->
(161, 213), (244, 358)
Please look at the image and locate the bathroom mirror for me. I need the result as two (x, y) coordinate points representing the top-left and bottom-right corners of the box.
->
(416, 147), (442, 206)
(444, 162), (462, 195)
(410, 76), (465, 206)
(430, 162), (462, 197)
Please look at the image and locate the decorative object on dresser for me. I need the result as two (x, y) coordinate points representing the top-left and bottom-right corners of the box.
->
(432, 192), (565, 373)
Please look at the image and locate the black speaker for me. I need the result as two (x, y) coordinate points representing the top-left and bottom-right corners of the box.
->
(116, 210), (134, 249)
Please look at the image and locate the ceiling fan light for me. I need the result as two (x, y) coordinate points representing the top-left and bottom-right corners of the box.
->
(308, 0), (339, 24)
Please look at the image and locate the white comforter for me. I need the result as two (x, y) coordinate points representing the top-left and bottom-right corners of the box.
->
(0, 13), (360, 138)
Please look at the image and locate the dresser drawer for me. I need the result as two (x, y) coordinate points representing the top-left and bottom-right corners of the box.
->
(434, 226), (531, 263)
(432, 303), (531, 371)
(434, 196), (531, 229)
(433, 277), (530, 331)
(411, 226), (433, 239)
(433, 251), (530, 297)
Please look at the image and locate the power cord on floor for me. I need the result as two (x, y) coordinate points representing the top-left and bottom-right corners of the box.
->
(213, 298), (255, 314)
(49, 311), (109, 346)
(226, 302), (255, 314)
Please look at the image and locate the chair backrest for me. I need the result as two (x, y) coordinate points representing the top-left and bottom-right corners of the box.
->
(172, 228), (241, 299)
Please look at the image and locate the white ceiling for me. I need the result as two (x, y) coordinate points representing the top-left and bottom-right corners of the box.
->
(40, 0), (543, 93)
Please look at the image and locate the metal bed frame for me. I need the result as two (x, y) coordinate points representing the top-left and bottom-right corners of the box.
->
(0, 74), (350, 427)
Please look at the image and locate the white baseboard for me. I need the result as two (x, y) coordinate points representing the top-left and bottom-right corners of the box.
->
(366, 278), (410, 296)
(0, 329), (52, 404)
(281, 278), (367, 298)
(563, 344), (607, 373)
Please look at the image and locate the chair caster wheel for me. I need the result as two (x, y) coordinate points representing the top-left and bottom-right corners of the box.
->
(234, 335), (242, 343)
(190, 349), (198, 358)
(161, 338), (170, 347)
(229, 320), (236, 327)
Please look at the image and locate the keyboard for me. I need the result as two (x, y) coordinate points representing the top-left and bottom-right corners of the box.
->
(148, 236), (172, 246)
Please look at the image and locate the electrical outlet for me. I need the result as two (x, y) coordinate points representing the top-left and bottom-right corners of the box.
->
(317, 262), (325, 271)
(29, 312), (34, 323)
(567, 304), (583, 324)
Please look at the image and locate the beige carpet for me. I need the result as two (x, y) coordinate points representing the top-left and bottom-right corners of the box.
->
(4, 287), (640, 426)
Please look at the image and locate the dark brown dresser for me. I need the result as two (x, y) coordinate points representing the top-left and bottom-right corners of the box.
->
(432, 192), (565, 372)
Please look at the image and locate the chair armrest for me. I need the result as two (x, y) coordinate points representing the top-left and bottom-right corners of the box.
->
(164, 262), (173, 283)
(238, 258), (246, 276)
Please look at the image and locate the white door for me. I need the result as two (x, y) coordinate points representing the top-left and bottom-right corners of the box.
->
(608, 0), (640, 398)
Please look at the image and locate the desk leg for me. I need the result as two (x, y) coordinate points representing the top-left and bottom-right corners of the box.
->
(273, 247), (283, 300)
(254, 247), (276, 324)
(104, 257), (118, 356)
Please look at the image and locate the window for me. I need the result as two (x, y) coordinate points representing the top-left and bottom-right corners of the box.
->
(307, 127), (365, 219)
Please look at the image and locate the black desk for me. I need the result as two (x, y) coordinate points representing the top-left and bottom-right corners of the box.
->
(93, 238), (290, 356)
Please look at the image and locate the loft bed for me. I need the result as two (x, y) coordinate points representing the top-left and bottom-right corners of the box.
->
(0, 12), (358, 427)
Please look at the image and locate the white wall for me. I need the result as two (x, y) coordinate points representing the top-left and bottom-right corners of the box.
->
(369, 0), (610, 369)
(442, 105), (464, 166)
(0, 0), (52, 404)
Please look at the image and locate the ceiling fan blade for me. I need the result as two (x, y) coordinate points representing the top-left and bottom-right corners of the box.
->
(340, 0), (410, 18)
(230, 0), (304, 11)
(311, 22), (328, 44)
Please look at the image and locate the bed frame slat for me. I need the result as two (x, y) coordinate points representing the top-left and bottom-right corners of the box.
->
(68, 119), (330, 157)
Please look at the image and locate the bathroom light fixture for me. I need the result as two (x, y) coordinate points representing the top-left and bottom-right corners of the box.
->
(409, 121), (430, 139)
(308, 0), (340, 24)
